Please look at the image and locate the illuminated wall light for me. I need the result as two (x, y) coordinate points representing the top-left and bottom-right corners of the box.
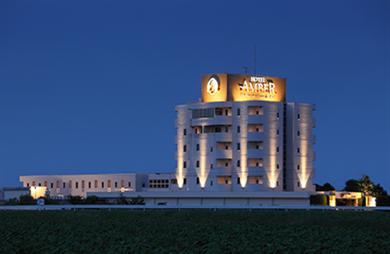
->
(298, 129), (309, 189)
(176, 109), (185, 188)
(30, 186), (47, 199)
(267, 106), (279, 188)
(239, 105), (248, 188)
(197, 134), (208, 188)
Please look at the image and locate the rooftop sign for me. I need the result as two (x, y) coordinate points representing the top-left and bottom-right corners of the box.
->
(201, 74), (286, 103)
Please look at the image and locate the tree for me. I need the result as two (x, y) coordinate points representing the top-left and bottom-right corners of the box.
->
(343, 179), (361, 192)
(359, 175), (374, 196)
(315, 183), (335, 191)
(322, 183), (335, 191)
(372, 183), (388, 197)
(19, 194), (35, 205)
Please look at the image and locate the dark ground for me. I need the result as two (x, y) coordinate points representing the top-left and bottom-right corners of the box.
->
(0, 210), (389, 253)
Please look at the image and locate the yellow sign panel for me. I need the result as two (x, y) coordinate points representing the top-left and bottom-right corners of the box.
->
(201, 74), (286, 103)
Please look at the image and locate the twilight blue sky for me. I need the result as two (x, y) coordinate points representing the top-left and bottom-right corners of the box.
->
(1, 0), (389, 190)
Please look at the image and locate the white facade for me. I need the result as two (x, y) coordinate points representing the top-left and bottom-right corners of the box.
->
(18, 73), (316, 203)
(175, 100), (315, 193)
(19, 174), (146, 198)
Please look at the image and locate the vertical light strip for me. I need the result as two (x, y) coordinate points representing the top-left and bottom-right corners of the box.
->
(297, 107), (310, 189)
(239, 105), (248, 188)
(298, 138), (309, 189)
(267, 105), (279, 188)
(176, 109), (185, 188)
(198, 134), (208, 188)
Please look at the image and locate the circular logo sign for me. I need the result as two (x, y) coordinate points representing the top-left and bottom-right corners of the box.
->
(207, 77), (220, 95)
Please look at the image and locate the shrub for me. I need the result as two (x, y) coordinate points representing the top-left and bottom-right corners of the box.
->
(376, 196), (390, 206)
(310, 194), (328, 206)
(85, 196), (106, 204)
(68, 196), (85, 204)
(19, 194), (35, 205)
(129, 196), (145, 205)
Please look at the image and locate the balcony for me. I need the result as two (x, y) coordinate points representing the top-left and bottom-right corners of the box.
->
(246, 149), (265, 159)
(191, 115), (232, 126)
(247, 115), (264, 125)
(213, 132), (232, 142)
(215, 149), (233, 159)
(247, 132), (265, 141)
(212, 168), (233, 176)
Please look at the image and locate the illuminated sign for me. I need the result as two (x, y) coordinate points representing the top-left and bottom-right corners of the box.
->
(206, 77), (220, 95)
(201, 74), (286, 102)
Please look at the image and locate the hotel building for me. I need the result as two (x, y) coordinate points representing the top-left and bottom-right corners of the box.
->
(19, 73), (316, 206)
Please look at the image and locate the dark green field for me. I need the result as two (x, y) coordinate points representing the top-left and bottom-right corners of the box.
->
(0, 210), (389, 253)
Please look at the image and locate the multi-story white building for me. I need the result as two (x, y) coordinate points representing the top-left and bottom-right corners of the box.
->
(175, 73), (315, 192)
(19, 73), (316, 205)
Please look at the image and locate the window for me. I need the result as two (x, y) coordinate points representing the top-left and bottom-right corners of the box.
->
(196, 144), (199, 151)
(63, 182), (66, 188)
(210, 164), (213, 169)
(142, 183), (145, 188)
(215, 108), (223, 116)
(276, 146), (279, 152)
(237, 126), (240, 133)
(38, 183), (41, 187)
(50, 183), (54, 188)
(183, 145), (186, 152)
(297, 148), (300, 153)
(277, 164), (280, 169)
(277, 129), (279, 135)
(225, 126), (229, 132)
(183, 178), (187, 185)
(128, 181), (131, 187)
(115, 182), (118, 188)
(192, 108), (214, 118)
(297, 114), (300, 119)
(196, 160), (200, 167)
(225, 162), (229, 167)
(88, 182), (91, 188)
(196, 177), (199, 184)
(225, 145), (229, 150)
(108, 180), (111, 188)
(101, 182), (105, 188)
(225, 109), (228, 115)
(210, 180), (213, 186)
(297, 130), (300, 136)
(277, 112), (279, 118)
(183, 128), (187, 136)
(26, 183), (30, 187)
(210, 147), (213, 152)
(94, 180), (98, 188)
(75, 182), (79, 189)
(237, 177), (240, 184)
(237, 108), (240, 115)
(237, 143), (240, 150)
(297, 165), (300, 170)
(237, 160), (241, 167)
(183, 161), (187, 168)
(297, 182), (300, 187)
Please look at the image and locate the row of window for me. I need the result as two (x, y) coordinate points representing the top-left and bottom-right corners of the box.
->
(26, 180), (132, 190)
(182, 160), (270, 169)
(190, 108), (302, 121)
(184, 143), (265, 153)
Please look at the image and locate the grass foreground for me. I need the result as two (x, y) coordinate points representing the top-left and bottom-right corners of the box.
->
(0, 209), (389, 253)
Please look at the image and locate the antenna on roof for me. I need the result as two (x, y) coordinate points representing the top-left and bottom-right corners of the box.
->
(254, 44), (257, 75)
